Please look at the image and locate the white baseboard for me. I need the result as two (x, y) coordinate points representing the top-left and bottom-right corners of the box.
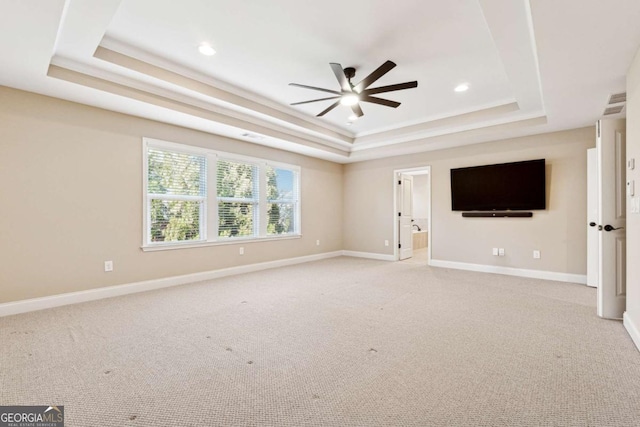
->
(623, 312), (640, 353)
(429, 259), (587, 284)
(0, 251), (343, 318)
(341, 250), (395, 261)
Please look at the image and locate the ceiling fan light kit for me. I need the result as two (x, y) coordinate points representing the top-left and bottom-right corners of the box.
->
(340, 94), (360, 106)
(289, 60), (418, 118)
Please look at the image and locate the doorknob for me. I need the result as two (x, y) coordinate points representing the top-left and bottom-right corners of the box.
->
(603, 224), (624, 232)
(589, 222), (597, 227)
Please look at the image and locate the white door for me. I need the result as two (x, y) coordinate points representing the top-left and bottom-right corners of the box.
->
(398, 174), (414, 260)
(597, 119), (627, 319)
(587, 148), (599, 288)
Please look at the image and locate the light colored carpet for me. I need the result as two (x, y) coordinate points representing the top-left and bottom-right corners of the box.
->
(402, 248), (428, 265)
(1, 256), (639, 426)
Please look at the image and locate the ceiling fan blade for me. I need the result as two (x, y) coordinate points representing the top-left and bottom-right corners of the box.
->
(291, 96), (340, 106)
(317, 100), (341, 117)
(361, 96), (401, 108)
(330, 63), (351, 92)
(354, 60), (396, 92)
(351, 103), (364, 118)
(289, 83), (341, 95)
(362, 81), (418, 96)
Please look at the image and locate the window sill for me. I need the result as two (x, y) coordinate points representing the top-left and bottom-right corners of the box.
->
(141, 234), (302, 252)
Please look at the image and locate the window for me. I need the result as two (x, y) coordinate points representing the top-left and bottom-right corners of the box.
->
(146, 147), (206, 243)
(217, 159), (259, 238)
(266, 166), (298, 235)
(143, 138), (301, 249)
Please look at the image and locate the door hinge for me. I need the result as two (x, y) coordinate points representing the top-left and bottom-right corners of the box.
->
(597, 120), (600, 138)
(398, 180), (401, 185)
(398, 212), (401, 217)
(398, 243), (401, 249)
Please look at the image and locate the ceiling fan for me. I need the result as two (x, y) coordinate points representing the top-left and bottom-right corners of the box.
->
(289, 60), (418, 118)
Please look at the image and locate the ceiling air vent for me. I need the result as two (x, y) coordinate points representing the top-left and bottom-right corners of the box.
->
(241, 132), (265, 140)
(608, 92), (626, 104)
(603, 105), (624, 115)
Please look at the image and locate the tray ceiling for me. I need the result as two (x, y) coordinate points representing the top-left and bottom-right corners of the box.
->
(1, 0), (640, 162)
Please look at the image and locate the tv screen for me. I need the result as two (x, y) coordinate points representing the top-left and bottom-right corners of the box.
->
(450, 159), (546, 211)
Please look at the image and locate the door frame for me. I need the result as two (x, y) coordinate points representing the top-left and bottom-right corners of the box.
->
(587, 148), (599, 288)
(392, 166), (432, 263)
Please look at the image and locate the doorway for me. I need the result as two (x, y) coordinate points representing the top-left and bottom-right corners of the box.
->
(393, 166), (431, 264)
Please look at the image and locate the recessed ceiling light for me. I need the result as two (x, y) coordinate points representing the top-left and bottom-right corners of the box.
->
(454, 83), (469, 92)
(348, 114), (359, 121)
(340, 94), (360, 106)
(198, 43), (216, 56)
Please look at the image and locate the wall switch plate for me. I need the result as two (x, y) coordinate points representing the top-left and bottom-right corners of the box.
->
(104, 260), (113, 272)
(498, 248), (505, 257)
(492, 248), (498, 256)
(239, 247), (244, 255)
(629, 158), (635, 170)
(628, 180), (635, 197)
(316, 240), (320, 246)
(384, 240), (389, 247)
(533, 250), (541, 259)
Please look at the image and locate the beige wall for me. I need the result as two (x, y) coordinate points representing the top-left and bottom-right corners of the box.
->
(626, 46), (640, 345)
(412, 174), (429, 221)
(0, 87), (343, 303)
(344, 127), (594, 275)
(0, 84), (602, 305)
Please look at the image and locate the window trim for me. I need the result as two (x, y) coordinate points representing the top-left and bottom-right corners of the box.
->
(142, 137), (301, 250)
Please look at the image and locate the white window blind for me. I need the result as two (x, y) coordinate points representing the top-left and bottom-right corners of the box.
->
(216, 158), (259, 238)
(266, 165), (299, 235)
(147, 147), (207, 243)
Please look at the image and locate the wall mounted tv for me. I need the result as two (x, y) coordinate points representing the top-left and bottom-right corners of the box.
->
(450, 159), (546, 211)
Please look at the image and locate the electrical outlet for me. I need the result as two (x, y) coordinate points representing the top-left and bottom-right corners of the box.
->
(492, 248), (498, 256)
(104, 260), (113, 272)
(533, 250), (541, 259)
(316, 240), (320, 246)
(385, 240), (389, 247)
(498, 248), (505, 257)
(239, 247), (244, 255)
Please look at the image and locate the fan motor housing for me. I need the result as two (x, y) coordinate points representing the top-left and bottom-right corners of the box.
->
(343, 67), (356, 79)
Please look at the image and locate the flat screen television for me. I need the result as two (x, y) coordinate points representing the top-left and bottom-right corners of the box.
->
(450, 159), (546, 211)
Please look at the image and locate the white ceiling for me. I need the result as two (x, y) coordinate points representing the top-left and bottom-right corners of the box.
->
(1, 0), (640, 163)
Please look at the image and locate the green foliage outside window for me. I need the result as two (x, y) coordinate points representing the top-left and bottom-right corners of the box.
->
(266, 166), (295, 235)
(150, 199), (201, 241)
(148, 149), (205, 242)
(217, 160), (257, 237)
